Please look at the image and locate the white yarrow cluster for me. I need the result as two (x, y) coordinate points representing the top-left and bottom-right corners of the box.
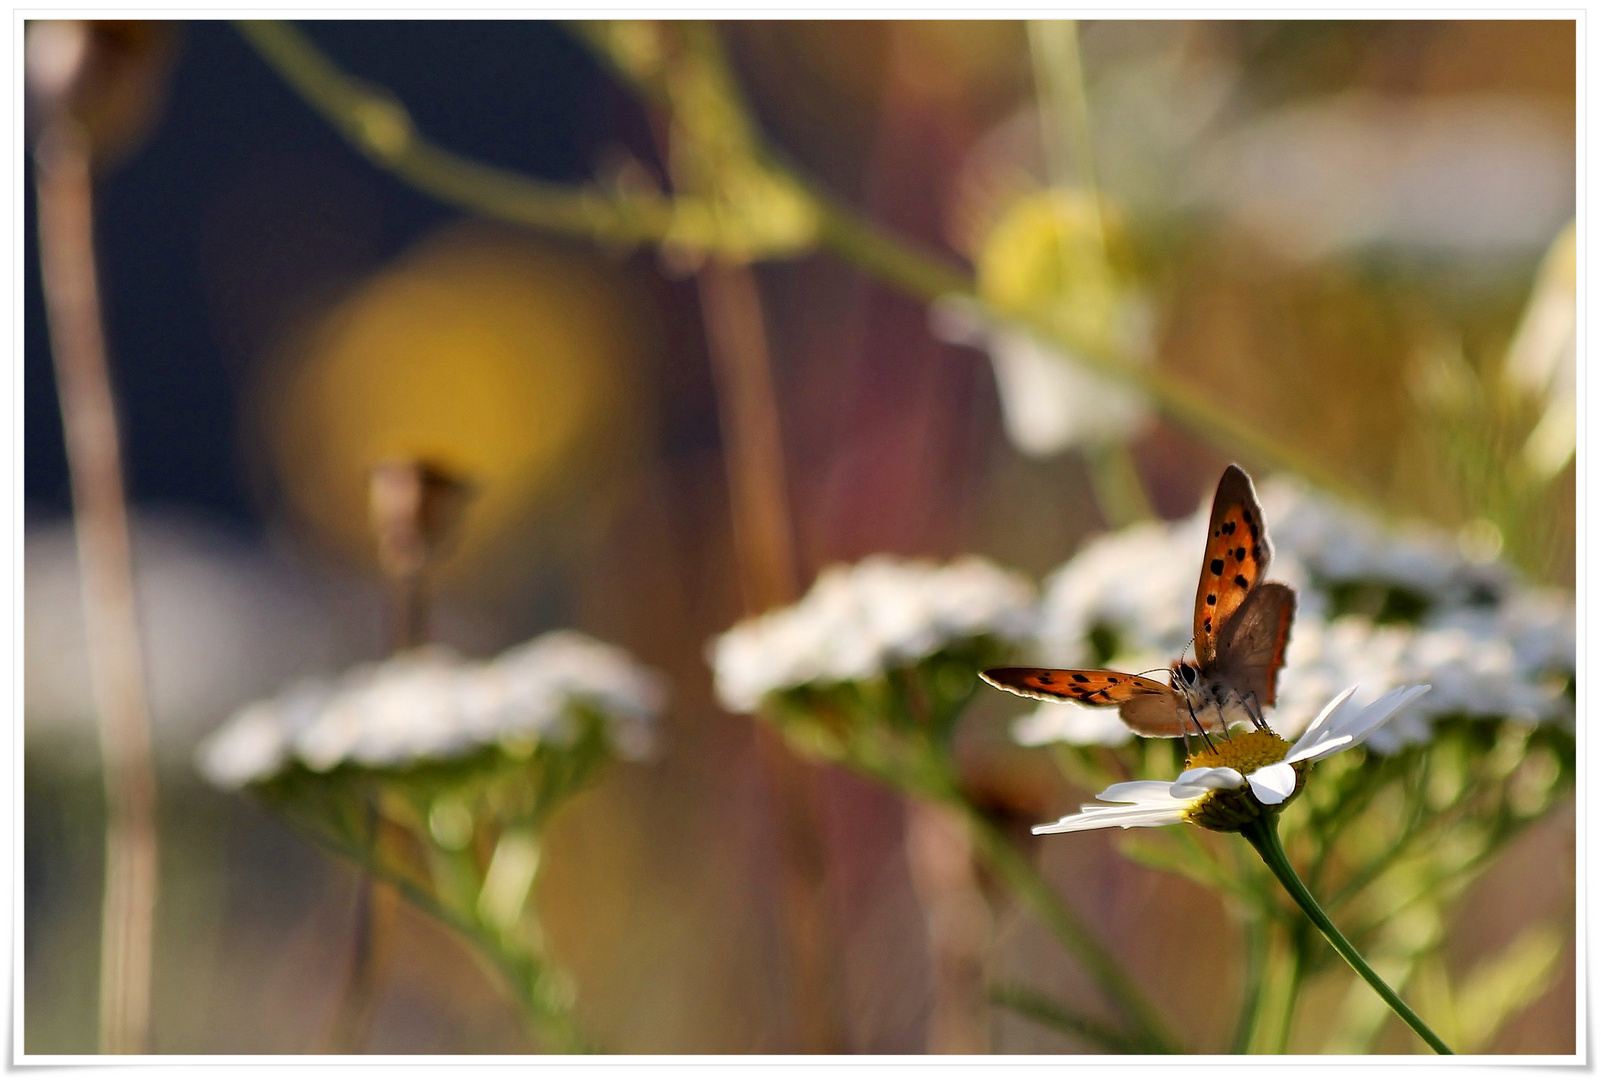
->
(1015, 478), (1573, 751)
(197, 631), (666, 790)
(711, 555), (1038, 713)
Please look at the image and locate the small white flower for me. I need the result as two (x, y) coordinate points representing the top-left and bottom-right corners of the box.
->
(710, 555), (1037, 713)
(1034, 685), (1431, 835)
(196, 631), (666, 788)
(1013, 701), (1135, 748)
(929, 296), (1151, 457)
(195, 701), (295, 791)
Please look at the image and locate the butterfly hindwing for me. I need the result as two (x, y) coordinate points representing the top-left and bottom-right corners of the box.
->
(1194, 464), (1274, 667)
(1211, 581), (1296, 707)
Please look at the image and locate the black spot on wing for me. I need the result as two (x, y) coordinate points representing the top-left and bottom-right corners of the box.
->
(1234, 574), (1249, 588)
(1210, 559), (1225, 574)
(1072, 674), (1089, 684)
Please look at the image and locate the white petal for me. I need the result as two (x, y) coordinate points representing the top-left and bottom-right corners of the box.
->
(1034, 778), (1199, 834)
(1170, 766), (1245, 799)
(1173, 766), (1246, 789)
(1286, 684), (1433, 765)
(1098, 780), (1183, 804)
(1033, 803), (1189, 834)
(1248, 762), (1299, 805)
(1285, 685), (1358, 758)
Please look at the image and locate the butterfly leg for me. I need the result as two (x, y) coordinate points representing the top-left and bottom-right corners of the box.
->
(1242, 691), (1269, 732)
(1184, 698), (1216, 752)
(1214, 701), (1233, 740)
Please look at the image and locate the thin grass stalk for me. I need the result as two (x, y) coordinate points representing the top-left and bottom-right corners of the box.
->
(35, 121), (160, 1056)
(696, 260), (845, 1053)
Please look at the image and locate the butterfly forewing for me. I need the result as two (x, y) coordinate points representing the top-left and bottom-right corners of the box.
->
(1194, 464), (1274, 667)
(979, 667), (1169, 705)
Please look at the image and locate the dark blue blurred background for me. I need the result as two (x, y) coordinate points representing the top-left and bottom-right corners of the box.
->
(26, 21), (611, 526)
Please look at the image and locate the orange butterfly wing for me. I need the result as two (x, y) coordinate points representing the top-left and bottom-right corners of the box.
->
(1194, 464), (1274, 668)
(981, 668), (1204, 737)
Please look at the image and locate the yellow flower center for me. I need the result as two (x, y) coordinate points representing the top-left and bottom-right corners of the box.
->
(1184, 729), (1292, 774)
(1182, 730), (1301, 833)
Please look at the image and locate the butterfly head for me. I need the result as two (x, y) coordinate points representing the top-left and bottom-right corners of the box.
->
(1172, 661), (1199, 689)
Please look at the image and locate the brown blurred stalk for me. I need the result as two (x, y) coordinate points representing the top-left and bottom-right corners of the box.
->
(905, 800), (993, 1053)
(35, 120), (159, 1055)
(316, 809), (400, 1054)
(317, 461), (470, 1053)
(697, 261), (844, 1053)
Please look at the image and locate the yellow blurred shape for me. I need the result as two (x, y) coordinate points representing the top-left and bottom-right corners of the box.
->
(977, 188), (1139, 356)
(264, 224), (647, 581)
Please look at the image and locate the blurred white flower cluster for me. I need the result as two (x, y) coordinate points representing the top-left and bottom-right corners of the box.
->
(1015, 477), (1574, 752)
(711, 555), (1038, 713)
(197, 631), (666, 790)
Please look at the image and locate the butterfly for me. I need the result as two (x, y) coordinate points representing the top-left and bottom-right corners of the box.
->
(982, 464), (1295, 739)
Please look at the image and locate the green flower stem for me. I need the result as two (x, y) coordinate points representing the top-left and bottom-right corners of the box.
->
(953, 797), (1180, 1054)
(1240, 816), (1453, 1055)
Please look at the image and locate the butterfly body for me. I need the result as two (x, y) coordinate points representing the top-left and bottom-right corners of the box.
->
(983, 466), (1296, 739)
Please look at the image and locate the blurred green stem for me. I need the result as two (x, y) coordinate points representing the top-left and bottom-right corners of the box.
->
(1228, 913), (1269, 1053)
(234, 18), (1367, 507)
(951, 795), (1179, 1053)
(1241, 817), (1452, 1055)
(1084, 441), (1155, 528)
(1271, 928), (1307, 1053)
(989, 983), (1146, 1053)
(276, 804), (588, 1052)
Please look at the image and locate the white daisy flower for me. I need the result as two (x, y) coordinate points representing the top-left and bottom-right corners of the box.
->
(196, 631), (666, 789)
(710, 555), (1037, 713)
(1034, 685), (1431, 835)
